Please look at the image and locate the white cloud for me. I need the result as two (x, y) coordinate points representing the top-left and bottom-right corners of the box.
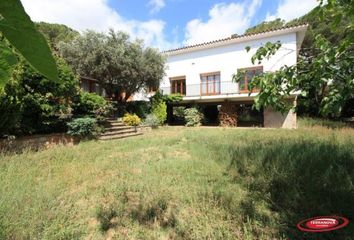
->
(20, 0), (175, 50)
(184, 0), (262, 46)
(148, 0), (166, 14)
(267, 0), (319, 22)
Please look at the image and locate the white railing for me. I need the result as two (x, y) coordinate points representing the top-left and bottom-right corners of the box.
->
(160, 81), (239, 97)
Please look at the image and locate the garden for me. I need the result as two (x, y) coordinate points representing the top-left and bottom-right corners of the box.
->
(0, 123), (353, 239)
(0, 1), (353, 239)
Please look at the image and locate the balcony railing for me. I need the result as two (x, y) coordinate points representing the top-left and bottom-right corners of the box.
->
(160, 81), (242, 97)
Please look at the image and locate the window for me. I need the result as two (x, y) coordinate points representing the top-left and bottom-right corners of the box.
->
(171, 78), (186, 95)
(147, 86), (158, 93)
(200, 72), (220, 95)
(238, 66), (263, 92)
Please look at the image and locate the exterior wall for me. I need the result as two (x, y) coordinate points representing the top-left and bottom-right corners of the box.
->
(161, 33), (297, 96)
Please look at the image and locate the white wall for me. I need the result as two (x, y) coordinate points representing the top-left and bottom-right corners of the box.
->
(161, 33), (297, 95)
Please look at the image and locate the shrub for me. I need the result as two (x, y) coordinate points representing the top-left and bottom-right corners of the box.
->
(125, 101), (151, 119)
(0, 89), (20, 136)
(67, 117), (98, 137)
(184, 108), (204, 127)
(143, 114), (160, 128)
(73, 91), (112, 120)
(123, 113), (141, 126)
(152, 101), (167, 125)
(3, 57), (79, 135)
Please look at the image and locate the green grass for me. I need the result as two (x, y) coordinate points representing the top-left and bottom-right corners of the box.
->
(0, 125), (353, 239)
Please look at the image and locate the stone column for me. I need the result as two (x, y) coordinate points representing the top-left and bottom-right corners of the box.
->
(218, 102), (238, 127)
(263, 98), (297, 128)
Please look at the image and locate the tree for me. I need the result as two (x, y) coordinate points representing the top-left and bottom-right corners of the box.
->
(0, 0), (58, 87)
(233, 0), (354, 118)
(59, 30), (165, 102)
(244, 18), (285, 35)
(35, 22), (79, 51)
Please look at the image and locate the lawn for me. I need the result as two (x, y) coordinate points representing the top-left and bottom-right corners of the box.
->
(0, 125), (353, 239)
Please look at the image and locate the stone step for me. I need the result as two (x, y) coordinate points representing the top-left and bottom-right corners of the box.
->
(104, 125), (134, 132)
(104, 122), (125, 127)
(100, 128), (137, 137)
(98, 132), (143, 141)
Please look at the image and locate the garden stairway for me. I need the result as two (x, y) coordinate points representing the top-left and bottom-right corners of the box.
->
(98, 119), (142, 140)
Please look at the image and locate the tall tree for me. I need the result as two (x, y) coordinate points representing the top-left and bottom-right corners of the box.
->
(59, 30), (165, 102)
(244, 18), (286, 35)
(35, 22), (79, 51)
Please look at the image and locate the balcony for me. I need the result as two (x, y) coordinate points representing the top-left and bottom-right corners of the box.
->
(160, 81), (245, 97)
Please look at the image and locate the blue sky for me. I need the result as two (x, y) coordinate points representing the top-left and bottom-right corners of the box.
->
(21, 0), (318, 50)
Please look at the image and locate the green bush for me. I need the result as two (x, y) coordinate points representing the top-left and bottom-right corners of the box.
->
(125, 101), (151, 119)
(123, 113), (141, 126)
(152, 101), (167, 125)
(184, 108), (204, 127)
(2, 57), (79, 135)
(73, 91), (112, 120)
(143, 114), (160, 128)
(0, 89), (20, 136)
(67, 117), (98, 137)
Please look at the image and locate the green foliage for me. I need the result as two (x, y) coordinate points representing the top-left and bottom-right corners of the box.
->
(0, 0), (58, 82)
(59, 30), (166, 102)
(73, 91), (111, 120)
(152, 101), (167, 124)
(0, 38), (18, 88)
(244, 18), (285, 35)
(184, 108), (204, 127)
(1, 57), (79, 135)
(123, 113), (141, 126)
(67, 117), (98, 137)
(150, 90), (183, 104)
(233, 1), (354, 117)
(125, 101), (151, 119)
(143, 113), (160, 128)
(0, 88), (20, 135)
(35, 22), (79, 51)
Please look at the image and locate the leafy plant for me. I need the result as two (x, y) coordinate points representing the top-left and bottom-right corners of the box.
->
(184, 108), (204, 127)
(152, 101), (167, 125)
(0, 0), (58, 87)
(123, 113), (141, 126)
(143, 114), (160, 128)
(67, 117), (98, 137)
(73, 91), (112, 121)
(0, 88), (20, 135)
(2, 57), (79, 135)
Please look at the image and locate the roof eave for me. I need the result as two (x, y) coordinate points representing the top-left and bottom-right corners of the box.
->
(164, 24), (308, 56)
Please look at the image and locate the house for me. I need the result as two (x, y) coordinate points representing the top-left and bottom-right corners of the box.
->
(156, 23), (308, 128)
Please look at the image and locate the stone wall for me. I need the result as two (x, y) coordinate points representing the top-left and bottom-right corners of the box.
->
(0, 133), (80, 153)
(218, 102), (238, 127)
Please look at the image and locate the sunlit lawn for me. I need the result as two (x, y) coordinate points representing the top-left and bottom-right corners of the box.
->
(0, 124), (353, 239)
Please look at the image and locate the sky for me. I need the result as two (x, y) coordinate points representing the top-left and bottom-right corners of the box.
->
(21, 0), (319, 51)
